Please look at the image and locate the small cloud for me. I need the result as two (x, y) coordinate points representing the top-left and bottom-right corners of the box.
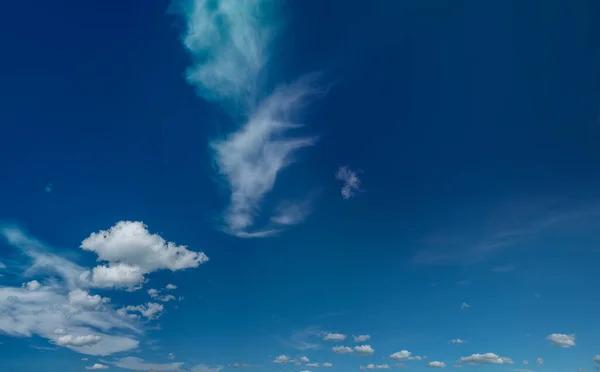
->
(168, 353), (175, 360)
(458, 353), (513, 365)
(361, 364), (390, 370)
(354, 345), (375, 356)
(299, 356), (309, 363)
(323, 333), (346, 341)
(81, 358), (89, 361)
(353, 335), (371, 342)
(165, 284), (177, 290)
(332, 346), (353, 354)
(390, 350), (422, 361)
(536, 357), (544, 365)
(534, 293), (541, 298)
(460, 302), (470, 310)
(306, 363), (319, 367)
(23, 280), (41, 291)
(449, 339), (465, 344)
(86, 364), (109, 370)
(322, 363), (333, 367)
(427, 361), (446, 368)
(273, 355), (289, 364)
(522, 360), (528, 365)
(546, 333), (576, 348)
(593, 355), (600, 363)
(56, 334), (102, 347)
(335, 166), (362, 200)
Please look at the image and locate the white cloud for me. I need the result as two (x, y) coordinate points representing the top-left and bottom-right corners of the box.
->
(323, 332), (347, 341)
(458, 353), (513, 365)
(176, 0), (324, 238)
(335, 166), (361, 200)
(117, 302), (164, 320)
(23, 280), (41, 291)
(165, 284), (177, 290)
(450, 339), (465, 344)
(390, 350), (422, 361)
(168, 353), (175, 360)
(81, 222), (208, 289)
(54, 328), (67, 335)
(306, 363), (319, 367)
(86, 363), (109, 370)
(593, 355), (600, 363)
(69, 289), (110, 309)
(300, 356), (310, 363)
(191, 364), (224, 372)
(353, 335), (371, 342)
(546, 333), (576, 348)
(460, 302), (470, 309)
(113, 357), (183, 371)
(332, 346), (354, 354)
(273, 355), (290, 364)
(354, 345), (375, 356)
(427, 362), (446, 368)
(148, 288), (159, 298)
(56, 334), (102, 347)
(82, 358), (89, 361)
(361, 364), (390, 370)
(322, 363), (333, 367)
(536, 358), (544, 365)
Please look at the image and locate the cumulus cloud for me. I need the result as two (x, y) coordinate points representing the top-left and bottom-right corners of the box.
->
(23, 280), (41, 291)
(546, 333), (576, 348)
(56, 334), (102, 347)
(458, 353), (513, 365)
(536, 358), (544, 365)
(427, 362), (446, 368)
(353, 335), (371, 342)
(273, 355), (289, 364)
(323, 332), (347, 341)
(68, 289), (110, 309)
(86, 363), (109, 370)
(300, 356), (310, 363)
(81, 221), (208, 289)
(361, 364), (390, 370)
(354, 345), (375, 356)
(117, 302), (164, 320)
(390, 350), (422, 361)
(306, 363), (319, 367)
(174, 0), (325, 238)
(332, 346), (354, 354)
(335, 166), (361, 200)
(165, 284), (177, 290)
(113, 357), (184, 371)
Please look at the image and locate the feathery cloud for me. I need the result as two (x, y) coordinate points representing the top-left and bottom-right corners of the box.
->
(335, 166), (361, 200)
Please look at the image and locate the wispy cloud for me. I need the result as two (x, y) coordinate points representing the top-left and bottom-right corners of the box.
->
(174, 0), (325, 238)
(276, 327), (321, 351)
(335, 166), (362, 200)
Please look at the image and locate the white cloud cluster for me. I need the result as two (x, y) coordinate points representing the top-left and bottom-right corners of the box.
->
(427, 361), (446, 368)
(335, 166), (361, 200)
(546, 333), (576, 348)
(333, 345), (374, 356)
(323, 332), (347, 341)
(148, 285), (180, 302)
(117, 302), (164, 320)
(273, 355), (290, 364)
(361, 364), (390, 370)
(458, 353), (513, 365)
(68, 289), (110, 309)
(81, 221), (208, 289)
(390, 350), (423, 361)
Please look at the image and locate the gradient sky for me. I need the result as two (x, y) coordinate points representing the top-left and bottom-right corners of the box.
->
(1, 1), (600, 371)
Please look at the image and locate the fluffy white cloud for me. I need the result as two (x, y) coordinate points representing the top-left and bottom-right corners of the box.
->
(361, 364), (390, 369)
(354, 345), (375, 356)
(23, 280), (41, 291)
(273, 355), (289, 364)
(69, 289), (110, 309)
(322, 363), (333, 367)
(148, 288), (159, 298)
(390, 350), (422, 361)
(165, 284), (177, 290)
(113, 357), (183, 371)
(332, 346), (354, 354)
(56, 334), (102, 347)
(593, 355), (600, 363)
(546, 333), (576, 348)
(117, 302), (164, 320)
(458, 353), (513, 365)
(450, 339), (465, 344)
(427, 361), (446, 368)
(300, 356), (310, 363)
(353, 335), (371, 342)
(323, 332), (347, 341)
(460, 302), (470, 309)
(335, 166), (361, 200)
(86, 363), (109, 370)
(86, 263), (145, 290)
(536, 358), (543, 365)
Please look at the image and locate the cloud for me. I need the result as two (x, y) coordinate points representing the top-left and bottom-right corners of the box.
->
(45, 183), (52, 193)
(273, 355), (290, 364)
(277, 327), (321, 350)
(86, 363), (109, 370)
(113, 357), (183, 371)
(353, 335), (371, 342)
(322, 363), (333, 367)
(546, 333), (576, 348)
(427, 362), (446, 368)
(168, 353), (175, 360)
(300, 356), (310, 363)
(522, 360), (528, 365)
(390, 350), (422, 361)
(335, 166), (361, 200)
(69, 289), (110, 309)
(117, 302), (164, 320)
(460, 302), (470, 309)
(23, 280), (41, 291)
(147, 287), (178, 302)
(191, 364), (224, 372)
(165, 284), (177, 290)
(332, 346), (353, 354)
(81, 221), (208, 289)
(360, 364), (390, 370)
(593, 355), (600, 363)
(0, 260), (5, 269)
(458, 353), (513, 365)
(56, 334), (102, 347)
(323, 332), (347, 341)
(536, 358), (544, 365)
(271, 198), (313, 226)
(450, 339), (465, 344)
(174, 0), (324, 238)
(354, 345), (375, 356)
(306, 363), (319, 367)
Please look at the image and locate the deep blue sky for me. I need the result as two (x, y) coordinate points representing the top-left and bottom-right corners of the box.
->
(1, 1), (600, 371)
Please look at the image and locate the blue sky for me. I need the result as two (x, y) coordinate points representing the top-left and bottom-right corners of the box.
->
(1, 0), (600, 371)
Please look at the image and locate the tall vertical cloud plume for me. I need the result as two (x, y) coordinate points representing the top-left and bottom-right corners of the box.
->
(173, 0), (324, 237)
